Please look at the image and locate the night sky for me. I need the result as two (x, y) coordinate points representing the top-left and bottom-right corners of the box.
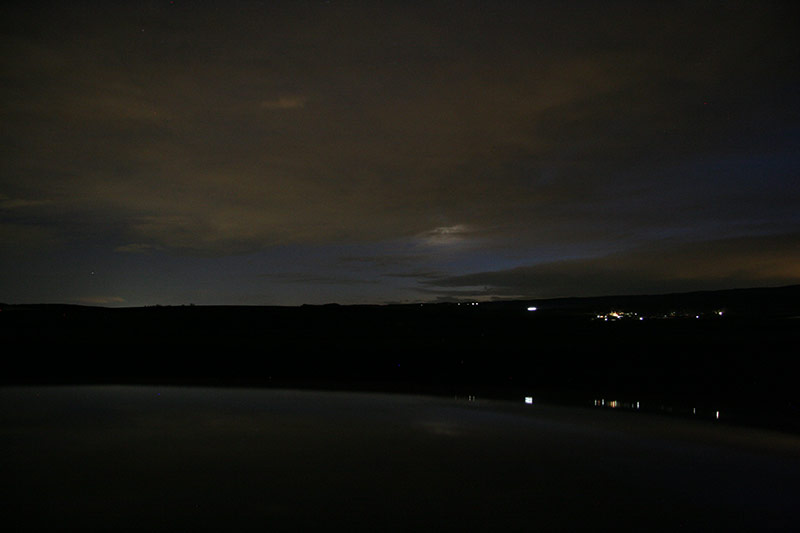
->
(2, 1), (798, 306)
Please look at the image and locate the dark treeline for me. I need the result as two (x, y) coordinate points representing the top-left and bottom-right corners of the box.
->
(2, 285), (799, 430)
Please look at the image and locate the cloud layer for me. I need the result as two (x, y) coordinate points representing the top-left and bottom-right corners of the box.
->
(1, 1), (798, 304)
(422, 232), (800, 300)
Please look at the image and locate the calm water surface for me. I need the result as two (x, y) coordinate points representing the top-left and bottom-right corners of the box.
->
(2, 386), (799, 531)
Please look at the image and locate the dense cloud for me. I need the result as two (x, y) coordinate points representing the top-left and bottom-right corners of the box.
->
(422, 232), (800, 299)
(1, 1), (798, 304)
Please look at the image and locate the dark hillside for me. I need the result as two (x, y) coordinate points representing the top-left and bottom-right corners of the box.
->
(2, 286), (798, 431)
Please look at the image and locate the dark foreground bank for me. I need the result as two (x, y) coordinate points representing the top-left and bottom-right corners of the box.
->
(2, 386), (799, 531)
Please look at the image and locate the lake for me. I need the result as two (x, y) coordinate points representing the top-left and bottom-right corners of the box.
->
(2, 386), (799, 531)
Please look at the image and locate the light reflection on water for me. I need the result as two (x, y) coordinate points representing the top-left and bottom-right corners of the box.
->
(450, 393), (731, 424)
(2, 386), (799, 531)
(592, 397), (725, 421)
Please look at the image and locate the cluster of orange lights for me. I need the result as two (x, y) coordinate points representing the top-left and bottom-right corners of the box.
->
(595, 309), (726, 321)
(595, 311), (641, 321)
(593, 399), (721, 420)
(593, 399), (639, 409)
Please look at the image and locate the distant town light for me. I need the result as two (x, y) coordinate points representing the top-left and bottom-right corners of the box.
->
(524, 396), (533, 404)
(527, 306), (537, 311)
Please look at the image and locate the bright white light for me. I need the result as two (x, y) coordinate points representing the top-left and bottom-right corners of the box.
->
(524, 396), (533, 404)
(527, 306), (537, 311)
(716, 411), (720, 419)
(639, 317), (644, 321)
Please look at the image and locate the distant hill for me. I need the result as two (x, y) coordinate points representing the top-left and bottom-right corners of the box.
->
(481, 284), (800, 317)
(3, 283), (799, 316)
